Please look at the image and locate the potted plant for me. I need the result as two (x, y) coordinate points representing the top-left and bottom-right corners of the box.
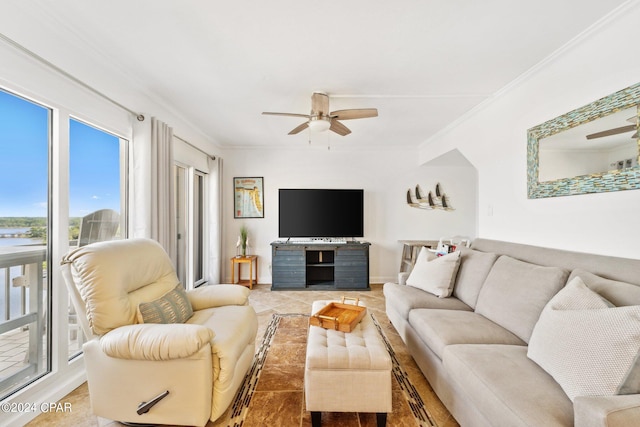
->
(239, 225), (249, 257)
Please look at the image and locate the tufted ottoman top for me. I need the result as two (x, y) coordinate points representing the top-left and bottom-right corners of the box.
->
(306, 300), (391, 371)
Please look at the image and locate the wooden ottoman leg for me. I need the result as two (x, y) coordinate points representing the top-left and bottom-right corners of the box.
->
(376, 412), (387, 427)
(311, 411), (321, 427)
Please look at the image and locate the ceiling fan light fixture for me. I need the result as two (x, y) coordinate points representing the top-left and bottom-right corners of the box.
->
(308, 117), (331, 132)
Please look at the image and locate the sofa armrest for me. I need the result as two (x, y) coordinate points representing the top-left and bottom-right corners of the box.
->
(398, 271), (410, 286)
(574, 394), (640, 427)
(100, 324), (214, 361)
(187, 284), (250, 310)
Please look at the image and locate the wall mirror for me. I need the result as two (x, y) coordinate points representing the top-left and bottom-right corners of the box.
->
(527, 82), (640, 198)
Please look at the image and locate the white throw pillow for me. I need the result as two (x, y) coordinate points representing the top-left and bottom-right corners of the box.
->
(528, 276), (640, 401)
(406, 248), (461, 298)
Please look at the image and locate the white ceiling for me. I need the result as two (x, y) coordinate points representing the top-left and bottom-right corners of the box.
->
(0, 0), (630, 149)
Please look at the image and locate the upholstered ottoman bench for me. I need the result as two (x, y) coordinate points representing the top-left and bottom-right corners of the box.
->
(305, 300), (392, 427)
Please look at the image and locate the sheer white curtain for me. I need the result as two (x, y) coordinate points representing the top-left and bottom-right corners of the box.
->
(150, 117), (177, 265)
(207, 156), (223, 282)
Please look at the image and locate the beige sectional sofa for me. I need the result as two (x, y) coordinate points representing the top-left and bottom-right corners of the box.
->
(384, 238), (640, 427)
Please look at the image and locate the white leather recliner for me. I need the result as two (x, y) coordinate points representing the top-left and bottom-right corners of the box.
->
(61, 238), (258, 426)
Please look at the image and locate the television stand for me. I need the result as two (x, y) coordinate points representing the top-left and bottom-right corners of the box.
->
(270, 241), (370, 291)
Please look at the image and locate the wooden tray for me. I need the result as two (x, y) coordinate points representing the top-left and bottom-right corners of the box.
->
(309, 297), (367, 332)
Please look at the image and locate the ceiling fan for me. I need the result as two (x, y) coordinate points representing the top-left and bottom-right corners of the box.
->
(262, 92), (378, 136)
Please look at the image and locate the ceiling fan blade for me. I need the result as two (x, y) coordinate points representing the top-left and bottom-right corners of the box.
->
(262, 112), (311, 119)
(330, 108), (378, 120)
(311, 92), (330, 116)
(586, 124), (636, 140)
(288, 122), (309, 135)
(329, 119), (351, 136)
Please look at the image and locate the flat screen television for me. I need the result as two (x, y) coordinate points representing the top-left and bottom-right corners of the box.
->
(278, 189), (364, 238)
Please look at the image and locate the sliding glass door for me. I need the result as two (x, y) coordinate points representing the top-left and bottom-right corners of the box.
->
(174, 163), (206, 288)
(0, 89), (50, 398)
(193, 172), (205, 285)
(0, 88), (131, 399)
(175, 165), (188, 286)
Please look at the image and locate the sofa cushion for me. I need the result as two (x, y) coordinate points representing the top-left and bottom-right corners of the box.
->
(475, 255), (569, 343)
(453, 247), (499, 308)
(383, 283), (472, 319)
(443, 344), (573, 427)
(569, 269), (640, 307)
(137, 284), (194, 324)
(408, 309), (525, 359)
(528, 276), (640, 401)
(406, 248), (461, 298)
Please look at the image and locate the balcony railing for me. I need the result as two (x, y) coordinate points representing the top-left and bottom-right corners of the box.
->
(0, 245), (47, 397)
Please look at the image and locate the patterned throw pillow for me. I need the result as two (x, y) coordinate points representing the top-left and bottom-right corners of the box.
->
(528, 276), (640, 401)
(137, 284), (194, 324)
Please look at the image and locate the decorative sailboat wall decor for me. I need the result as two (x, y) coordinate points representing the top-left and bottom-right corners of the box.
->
(406, 183), (454, 211)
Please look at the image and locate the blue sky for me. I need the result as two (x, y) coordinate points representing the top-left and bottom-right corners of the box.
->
(0, 90), (121, 218)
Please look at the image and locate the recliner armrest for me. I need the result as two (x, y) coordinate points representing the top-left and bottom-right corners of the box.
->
(574, 394), (640, 427)
(187, 284), (250, 310)
(100, 323), (214, 361)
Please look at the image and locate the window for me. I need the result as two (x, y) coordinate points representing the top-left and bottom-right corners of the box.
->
(0, 89), (51, 398)
(68, 118), (127, 356)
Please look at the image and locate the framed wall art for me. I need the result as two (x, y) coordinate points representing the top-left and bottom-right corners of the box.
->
(233, 177), (264, 218)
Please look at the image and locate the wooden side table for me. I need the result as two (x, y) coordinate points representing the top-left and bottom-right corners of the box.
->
(230, 255), (258, 289)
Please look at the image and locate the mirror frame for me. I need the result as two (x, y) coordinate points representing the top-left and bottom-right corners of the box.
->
(527, 82), (640, 198)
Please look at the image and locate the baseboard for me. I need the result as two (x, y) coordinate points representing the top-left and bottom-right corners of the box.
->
(371, 276), (396, 284)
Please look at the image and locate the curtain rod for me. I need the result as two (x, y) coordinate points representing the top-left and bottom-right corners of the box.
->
(174, 134), (216, 160)
(0, 32), (145, 121)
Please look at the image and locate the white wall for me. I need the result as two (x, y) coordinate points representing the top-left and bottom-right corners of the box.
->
(221, 145), (477, 284)
(419, 2), (640, 259)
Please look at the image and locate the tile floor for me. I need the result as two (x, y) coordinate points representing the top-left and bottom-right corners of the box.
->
(25, 283), (460, 427)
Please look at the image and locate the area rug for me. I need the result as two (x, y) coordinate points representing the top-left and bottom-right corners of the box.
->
(217, 313), (438, 427)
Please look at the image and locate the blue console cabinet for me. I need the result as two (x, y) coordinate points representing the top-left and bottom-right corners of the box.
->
(270, 242), (370, 291)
